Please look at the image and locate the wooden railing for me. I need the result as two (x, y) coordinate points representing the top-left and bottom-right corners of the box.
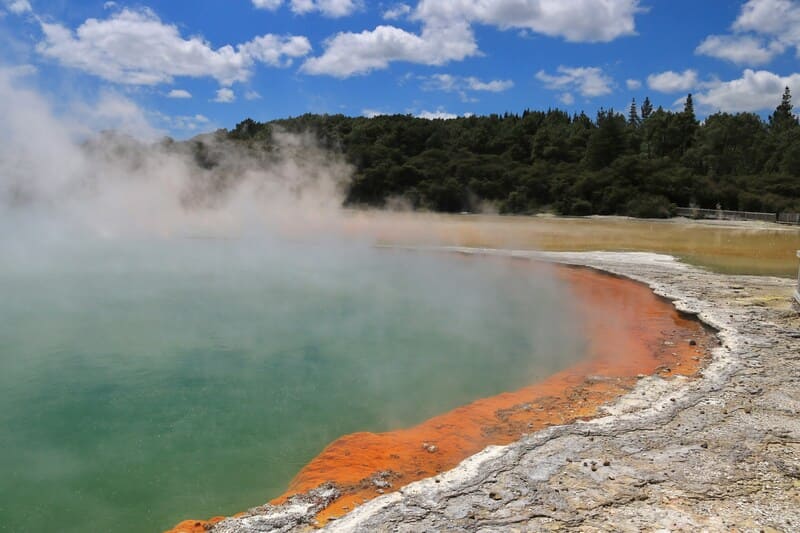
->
(796, 251), (800, 306)
(675, 207), (776, 222)
(779, 212), (800, 225)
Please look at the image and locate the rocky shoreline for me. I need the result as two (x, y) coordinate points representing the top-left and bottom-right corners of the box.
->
(202, 250), (800, 532)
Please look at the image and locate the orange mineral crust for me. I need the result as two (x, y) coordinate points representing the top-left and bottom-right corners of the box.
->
(167, 262), (713, 532)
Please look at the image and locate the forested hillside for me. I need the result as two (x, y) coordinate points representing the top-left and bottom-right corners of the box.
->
(218, 89), (800, 217)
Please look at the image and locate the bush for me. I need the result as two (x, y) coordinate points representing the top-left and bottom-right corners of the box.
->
(570, 199), (593, 216)
(625, 194), (673, 218)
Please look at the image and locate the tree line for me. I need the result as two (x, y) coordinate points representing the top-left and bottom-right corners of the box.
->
(217, 89), (800, 217)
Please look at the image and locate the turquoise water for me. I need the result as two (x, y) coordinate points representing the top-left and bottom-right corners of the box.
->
(0, 238), (585, 532)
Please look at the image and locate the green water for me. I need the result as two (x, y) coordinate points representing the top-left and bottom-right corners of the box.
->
(0, 237), (585, 532)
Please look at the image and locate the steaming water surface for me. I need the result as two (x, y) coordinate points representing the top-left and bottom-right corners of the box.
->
(0, 237), (585, 533)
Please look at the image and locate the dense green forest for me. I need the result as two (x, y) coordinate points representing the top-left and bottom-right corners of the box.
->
(218, 89), (800, 217)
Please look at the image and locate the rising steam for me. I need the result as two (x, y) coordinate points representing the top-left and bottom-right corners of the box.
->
(0, 68), (352, 240)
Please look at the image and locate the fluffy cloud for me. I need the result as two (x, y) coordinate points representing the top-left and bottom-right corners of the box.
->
(252, 0), (283, 9)
(37, 8), (311, 86)
(733, 0), (800, 35)
(303, 0), (643, 77)
(422, 73), (514, 99)
(244, 90), (262, 100)
(213, 88), (235, 103)
(153, 112), (211, 132)
(362, 108), (387, 118)
(535, 66), (613, 98)
(290, 0), (361, 17)
(5, 0), (32, 14)
(302, 22), (478, 77)
(696, 0), (800, 66)
(694, 69), (800, 112)
(167, 89), (192, 99)
(414, 0), (642, 42)
(252, 0), (360, 17)
(559, 92), (575, 105)
(646, 69), (698, 93)
(1, 64), (37, 78)
(383, 3), (412, 20)
(466, 77), (514, 92)
(626, 78), (642, 90)
(696, 34), (784, 65)
(417, 108), (458, 119)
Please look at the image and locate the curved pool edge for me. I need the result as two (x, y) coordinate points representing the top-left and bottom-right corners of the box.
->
(315, 250), (799, 532)
(167, 249), (731, 533)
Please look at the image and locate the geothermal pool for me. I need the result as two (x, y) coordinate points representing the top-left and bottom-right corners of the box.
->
(0, 238), (586, 533)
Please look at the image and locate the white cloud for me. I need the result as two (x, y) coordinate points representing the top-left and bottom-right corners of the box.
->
(36, 8), (311, 86)
(239, 34), (313, 67)
(646, 69), (698, 93)
(6, 0), (32, 14)
(422, 73), (514, 97)
(244, 90), (262, 100)
(103, 1), (117, 9)
(362, 108), (387, 117)
(1, 63), (37, 78)
(417, 107), (458, 119)
(291, 0), (360, 17)
(167, 89), (192, 99)
(414, 0), (643, 43)
(252, 0), (361, 16)
(535, 66), (613, 97)
(466, 77), (514, 92)
(559, 92), (575, 105)
(422, 73), (458, 92)
(304, 0), (643, 78)
(695, 0), (800, 67)
(252, 0), (283, 10)
(383, 3), (411, 20)
(157, 112), (211, 132)
(696, 34), (784, 65)
(733, 0), (800, 36)
(626, 78), (642, 90)
(694, 68), (800, 112)
(302, 22), (477, 77)
(213, 88), (235, 103)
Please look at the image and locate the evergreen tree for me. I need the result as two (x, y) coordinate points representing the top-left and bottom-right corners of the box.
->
(683, 93), (696, 122)
(641, 96), (653, 120)
(215, 104), (800, 217)
(769, 86), (798, 132)
(628, 98), (641, 127)
(584, 108), (627, 169)
(679, 94), (698, 155)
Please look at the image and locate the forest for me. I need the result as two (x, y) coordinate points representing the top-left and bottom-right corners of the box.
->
(216, 89), (800, 218)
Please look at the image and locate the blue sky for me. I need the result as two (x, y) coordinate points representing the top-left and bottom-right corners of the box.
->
(2, 0), (800, 138)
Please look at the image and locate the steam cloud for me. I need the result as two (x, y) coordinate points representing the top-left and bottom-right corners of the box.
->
(0, 67), (352, 241)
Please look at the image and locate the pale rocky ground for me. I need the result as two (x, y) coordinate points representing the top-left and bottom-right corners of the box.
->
(212, 250), (800, 533)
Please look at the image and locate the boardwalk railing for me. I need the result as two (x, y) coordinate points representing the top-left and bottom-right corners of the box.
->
(796, 251), (800, 306)
(675, 207), (776, 223)
(779, 212), (800, 225)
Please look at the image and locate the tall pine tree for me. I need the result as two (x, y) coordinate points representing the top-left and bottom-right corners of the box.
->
(676, 94), (698, 156)
(628, 98), (641, 127)
(683, 93), (696, 122)
(769, 86), (798, 132)
(641, 96), (653, 120)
